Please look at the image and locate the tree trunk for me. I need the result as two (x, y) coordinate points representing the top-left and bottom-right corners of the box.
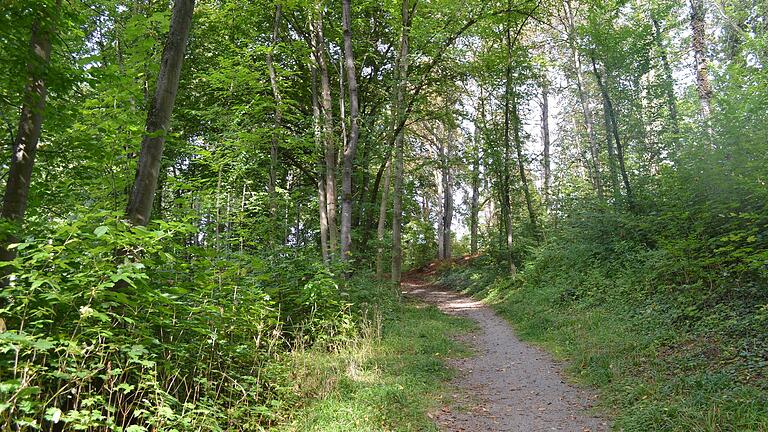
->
(511, 92), (539, 237)
(312, 2), (338, 258)
(540, 78), (551, 210)
(689, 0), (713, 119)
(442, 128), (453, 259)
(470, 117), (481, 255)
(266, 5), (283, 221)
(375, 159), (391, 280)
(502, 15), (517, 275)
(391, 0), (412, 285)
(435, 156), (445, 260)
(340, 0), (360, 264)
(651, 17), (680, 139)
(0, 0), (60, 266)
(591, 56), (633, 202)
(126, 0), (194, 226)
(591, 57), (621, 200)
(564, 0), (603, 198)
(311, 62), (330, 263)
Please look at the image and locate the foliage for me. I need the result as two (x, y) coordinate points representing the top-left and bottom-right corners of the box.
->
(0, 212), (359, 430)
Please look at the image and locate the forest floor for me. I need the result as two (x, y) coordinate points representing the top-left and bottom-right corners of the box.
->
(402, 263), (611, 432)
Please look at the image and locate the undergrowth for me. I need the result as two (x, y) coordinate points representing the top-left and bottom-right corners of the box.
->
(439, 233), (768, 431)
(278, 299), (473, 431)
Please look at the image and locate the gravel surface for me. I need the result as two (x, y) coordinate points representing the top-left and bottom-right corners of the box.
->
(402, 274), (610, 432)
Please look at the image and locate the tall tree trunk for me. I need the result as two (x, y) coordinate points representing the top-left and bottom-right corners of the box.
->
(375, 159), (391, 280)
(126, 0), (194, 226)
(564, 0), (603, 198)
(312, 2), (338, 258)
(540, 78), (552, 210)
(503, 25), (516, 276)
(266, 5), (283, 221)
(690, 0), (713, 120)
(312, 62), (330, 263)
(470, 117), (481, 255)
(651, 17), (680, 139)
(591, 56), (633, 202)
(435, 154), (445, 260)
(511, 92), (539, 237)
(0, 0), (61, 272)
(340, 0), (360, 264)
(391, 0), (412, 285)
(442, 127), (453, 259)
(591, 57), (621, 200)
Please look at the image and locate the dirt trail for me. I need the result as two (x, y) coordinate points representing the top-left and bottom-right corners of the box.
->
(402, 269), (609, 432)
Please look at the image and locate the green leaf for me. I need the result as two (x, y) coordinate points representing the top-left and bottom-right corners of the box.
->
(94, 226), (109, 237)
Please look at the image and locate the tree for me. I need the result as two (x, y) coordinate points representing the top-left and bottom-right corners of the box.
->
(0, 0), (61, 265)
(125, 0), (195, 226)
(689, 0), (713, 120)
(391, 0), (412, 285)
(340, 0), (361, 263)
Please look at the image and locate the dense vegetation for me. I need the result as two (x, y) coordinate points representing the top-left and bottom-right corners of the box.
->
(0, 0), (766, 430)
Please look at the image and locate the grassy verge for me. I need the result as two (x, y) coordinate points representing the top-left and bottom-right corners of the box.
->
(276, 294), (473, 431)
(439, 256), (768, 432)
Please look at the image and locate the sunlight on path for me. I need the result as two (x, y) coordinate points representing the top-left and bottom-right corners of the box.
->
(403, 273), (610, 432)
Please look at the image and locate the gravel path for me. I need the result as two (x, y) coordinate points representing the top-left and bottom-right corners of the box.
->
(402, 274), (610, 432)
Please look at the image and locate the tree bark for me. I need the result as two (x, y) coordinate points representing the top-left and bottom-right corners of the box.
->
(0, 1), (60, 261)
(540, 78), (551, 210)
(126, 0), (195, 226)
(502, 16), (516, 275)
(375, 159), (391, 280)
(311, 62), (330, 263)
(435, 148), (445, 260)
(340, 0), (360, 264)
(266, 5), (283, 221)
(511, 92), (539, 237)
(591, 56), (633, 202)
(689, 0), (713, 119)
(651, 17), (680, 139)
(564, 0), (603, 198)
(442, 127), (453, 259)
(312, 2), (338, 258)
(470, 117), (481, 255)
(591, 57), (621, 200)
(391, 0), (412, 285)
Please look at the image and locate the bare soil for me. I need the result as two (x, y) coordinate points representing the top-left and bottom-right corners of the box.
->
(402, 268), (610, 432)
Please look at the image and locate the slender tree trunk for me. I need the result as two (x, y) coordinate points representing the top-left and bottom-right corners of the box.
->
(470, 120), (481, 255)
(266, 5), (283, 220)
(511, 92), (538, 237)
(391, 0), (412, 285)
(651, 17), (680, 139)
(339, 55), (348, 160)
(689, 0), (713, 120)
(312, 2), (338, 258)
(502, 16), (518, 275)
(591, 57), (621, 200)
(540, 79), (551, 210)
(0, 0), (60, 267)
(591, 57), (633, 201)
(312, 63), (330, 263)
(375, 159), (391, 280)
(340, 0), (360, 264)
(564, 0), (603, 198)
(435, 157), (445, 260)
(126, 0), (194, 226)
(442, 128), (453, 259)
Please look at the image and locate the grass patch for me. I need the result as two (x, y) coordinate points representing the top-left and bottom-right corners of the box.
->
(439, 256), (768, 432)
(276, 296), (474, 431)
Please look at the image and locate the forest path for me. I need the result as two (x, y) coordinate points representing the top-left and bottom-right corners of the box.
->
(402, 263), (610, 432)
